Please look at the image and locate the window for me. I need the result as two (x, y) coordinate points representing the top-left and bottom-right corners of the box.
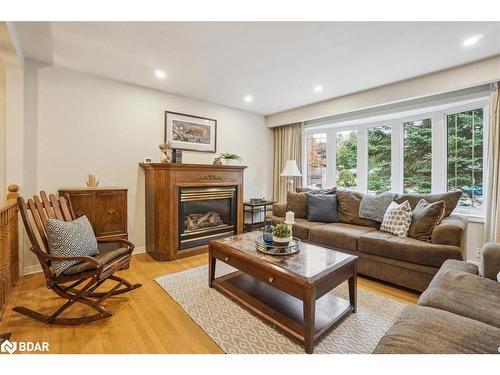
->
(367, 126), (391, 194)
(447, 108), (484, 208)
(403, 119), (432, 193)
(306, 132), (327, 188)
(336, 130), (357, 189)
(303, 96), (488, 215)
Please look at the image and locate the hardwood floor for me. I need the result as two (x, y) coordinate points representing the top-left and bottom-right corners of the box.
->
(0, 252), (419, 354)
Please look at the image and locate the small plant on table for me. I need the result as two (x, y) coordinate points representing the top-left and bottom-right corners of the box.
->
(272, 223), (292, 245)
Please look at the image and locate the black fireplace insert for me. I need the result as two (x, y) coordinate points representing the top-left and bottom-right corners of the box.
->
(178, 186), (237, 250)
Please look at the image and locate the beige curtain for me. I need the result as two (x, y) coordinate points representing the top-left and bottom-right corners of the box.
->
(485, 82), (500, 243)
(273, 122), (304, 202)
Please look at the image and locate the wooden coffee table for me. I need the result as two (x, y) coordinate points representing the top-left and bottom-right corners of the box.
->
(208, 232), (358, 353)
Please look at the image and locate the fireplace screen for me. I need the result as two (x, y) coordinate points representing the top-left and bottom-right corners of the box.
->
(178, 186), (237, 250)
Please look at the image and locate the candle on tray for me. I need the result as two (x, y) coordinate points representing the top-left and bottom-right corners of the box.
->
(285, 211), (295, 224)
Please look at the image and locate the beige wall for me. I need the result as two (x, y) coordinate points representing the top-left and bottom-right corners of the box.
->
(23, 60), (273, 273)
(0, 56), (5, 199)
(0, 22), (25, 274)
(266, 55), (500, 127)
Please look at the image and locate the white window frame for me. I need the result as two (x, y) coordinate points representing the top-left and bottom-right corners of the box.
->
(304, 97), (489, 216)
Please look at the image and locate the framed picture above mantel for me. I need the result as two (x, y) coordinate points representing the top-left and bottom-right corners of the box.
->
(164, 111), (217, 153)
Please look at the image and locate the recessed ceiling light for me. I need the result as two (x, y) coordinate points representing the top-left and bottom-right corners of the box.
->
(314, 85), (323, 93)
(154, 69), (167, 79)
(462, 34), (483, 47)
(244, 95), (253, 103)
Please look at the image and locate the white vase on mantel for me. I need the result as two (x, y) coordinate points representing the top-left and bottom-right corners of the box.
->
(224, 159), (241, 165)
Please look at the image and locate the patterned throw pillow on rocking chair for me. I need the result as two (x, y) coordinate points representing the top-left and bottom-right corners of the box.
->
(45, 215), (99, 276)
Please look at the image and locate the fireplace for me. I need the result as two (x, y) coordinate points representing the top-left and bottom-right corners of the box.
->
(178, 186), (237, 250)
(140, 162), (245, 261)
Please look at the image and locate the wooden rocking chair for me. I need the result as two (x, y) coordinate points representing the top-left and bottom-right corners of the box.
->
(14, 191), (142, 325)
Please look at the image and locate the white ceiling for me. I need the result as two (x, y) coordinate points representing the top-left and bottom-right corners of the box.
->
(15, 21), (500, 115)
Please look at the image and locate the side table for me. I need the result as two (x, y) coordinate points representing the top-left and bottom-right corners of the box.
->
(243, 200), (275, 232)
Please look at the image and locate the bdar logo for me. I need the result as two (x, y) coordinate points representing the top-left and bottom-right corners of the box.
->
(1, 339), (17, 354)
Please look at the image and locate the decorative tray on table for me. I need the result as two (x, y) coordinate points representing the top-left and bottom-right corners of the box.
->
(255, 235), (301, 256)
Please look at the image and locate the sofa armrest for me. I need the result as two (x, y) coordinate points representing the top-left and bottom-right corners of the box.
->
(481, 242), (500, 281)
(272, 202), (287, 218)
(431, 214), (468, 259)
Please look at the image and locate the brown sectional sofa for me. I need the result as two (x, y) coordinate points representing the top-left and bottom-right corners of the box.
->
(374, 244), (500, 353)
(272, 190), (467, 292)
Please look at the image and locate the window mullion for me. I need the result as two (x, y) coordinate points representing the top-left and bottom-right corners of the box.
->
(392, 121), (403, 193)
(432, 113), (446, 193)
(357, 127), (368, 193)
(326, 128), (335, 188)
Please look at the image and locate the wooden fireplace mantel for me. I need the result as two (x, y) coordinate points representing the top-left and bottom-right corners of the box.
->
(139, 162), (246, 261)
(140, 162), (247, 171)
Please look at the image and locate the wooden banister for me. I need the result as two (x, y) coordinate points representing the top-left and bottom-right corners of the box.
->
(0, 184), (20, 320)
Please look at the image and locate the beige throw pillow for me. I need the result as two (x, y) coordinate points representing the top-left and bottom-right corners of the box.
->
(381, 201), (412, 237)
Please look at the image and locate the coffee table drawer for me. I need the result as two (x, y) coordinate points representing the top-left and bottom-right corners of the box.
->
(211, 248), (303, 299)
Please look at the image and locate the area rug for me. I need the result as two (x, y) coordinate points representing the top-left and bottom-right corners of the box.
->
(155, 263), (407, 354)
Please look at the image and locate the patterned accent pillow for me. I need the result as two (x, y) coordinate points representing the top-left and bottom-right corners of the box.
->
(45, 215), (98, 276)
(380, 201), (412, 237)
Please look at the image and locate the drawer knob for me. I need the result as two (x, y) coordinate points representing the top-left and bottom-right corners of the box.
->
(268, 276), (274, 283)
(107, 209), (116, 214)
(224, 256), (230, 262)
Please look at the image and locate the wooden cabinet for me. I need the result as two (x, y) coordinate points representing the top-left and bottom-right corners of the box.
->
(58, 187), (128, 241)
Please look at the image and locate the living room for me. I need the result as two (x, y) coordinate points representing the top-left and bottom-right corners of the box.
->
(1, 1), (500, 372)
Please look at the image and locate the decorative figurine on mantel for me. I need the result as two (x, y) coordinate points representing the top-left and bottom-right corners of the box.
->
(159, 142), (173, 163)
(213, 156), (223, 166)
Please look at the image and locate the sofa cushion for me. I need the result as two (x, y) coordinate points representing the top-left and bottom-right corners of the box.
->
(336, 190), (380, 229)
(373, 305), (500, 354)
(309, 223), (377, 251)
(271, 217), (323, 239)
(358, 192), (395, 222)
(62, 246), (129, 275)
(437, 258), (479, 275)
(296, 186), (337, 195)
(418, 260), (500, 329)
(408, 199), (445, 242)
(481, 242), (500, 281)
(430, 214), (467, 249)
(307, 193), (338, 222)
(359, 230), (462, 267)
(272, 202), (287, 218)
(395, 191), (461, 217)
(286, 192), (307, 219)
(380, 201), (412, 237)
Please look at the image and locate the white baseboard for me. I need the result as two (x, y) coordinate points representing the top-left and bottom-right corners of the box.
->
(22, 245), (147, 276)
(23, 264), (42, 276)
(133, 246), (146, 255)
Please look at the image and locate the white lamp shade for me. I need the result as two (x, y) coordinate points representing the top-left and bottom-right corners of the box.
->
(280, 160), (302, 177)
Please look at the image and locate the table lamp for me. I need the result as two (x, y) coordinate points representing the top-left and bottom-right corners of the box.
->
(280, 160), (302, 192)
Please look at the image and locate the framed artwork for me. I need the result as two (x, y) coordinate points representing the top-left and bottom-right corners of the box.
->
(164, 111), (217, 153)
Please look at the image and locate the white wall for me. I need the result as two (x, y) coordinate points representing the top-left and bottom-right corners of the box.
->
(266, 55), (500, 127)
(1, 22), (26, 275)
(23, 60), (273, 272)
(1, 22), (25, 199)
